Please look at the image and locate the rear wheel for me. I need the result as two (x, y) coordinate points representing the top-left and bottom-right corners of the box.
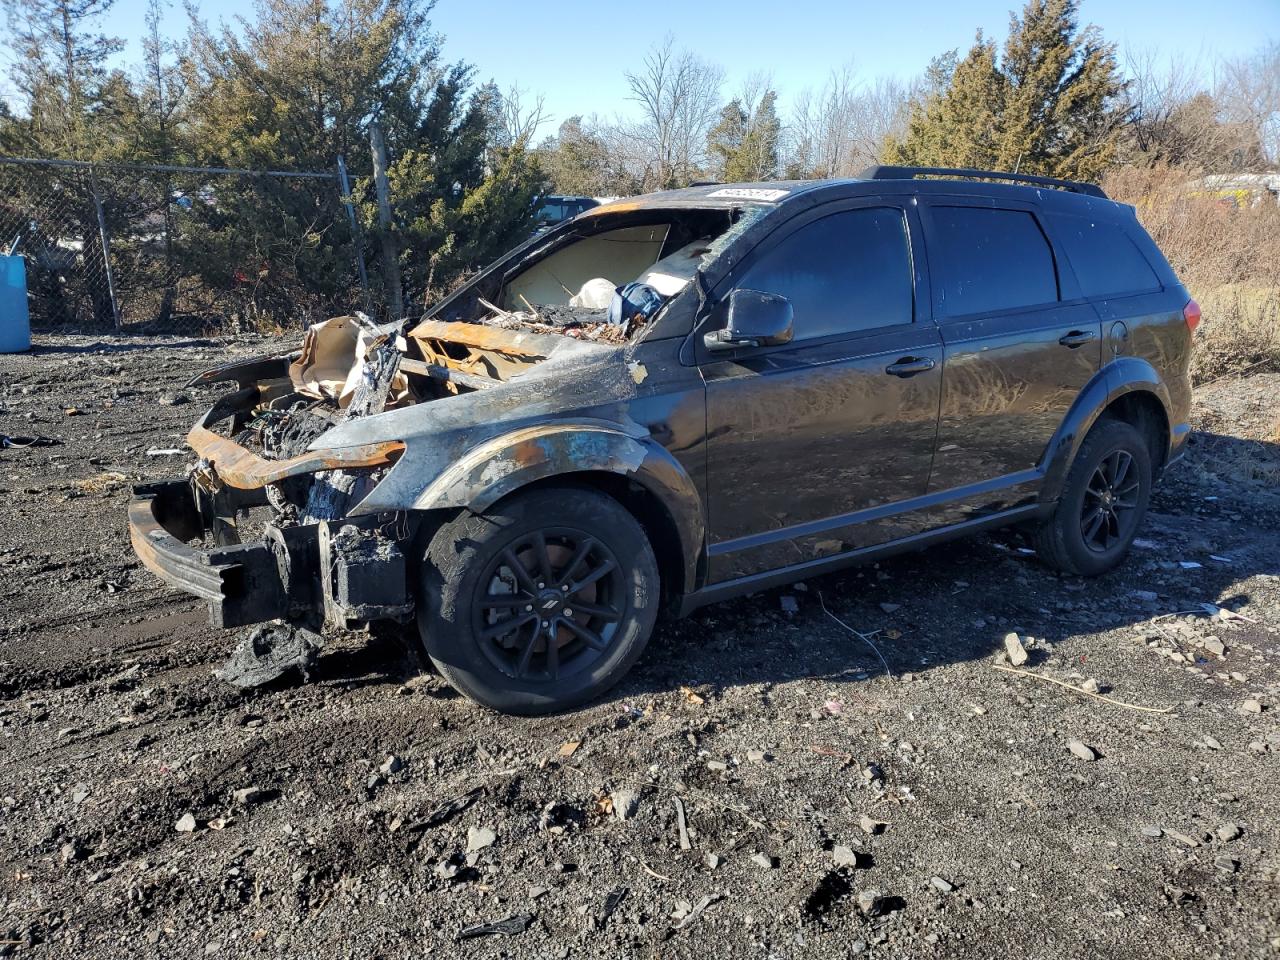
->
(1033, 417), (1152, 576)
(417, 486), (659, 714)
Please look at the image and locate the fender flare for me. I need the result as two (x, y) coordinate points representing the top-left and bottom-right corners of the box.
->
(1039, 356), (1172, 503)
(411, 422), (706, 596)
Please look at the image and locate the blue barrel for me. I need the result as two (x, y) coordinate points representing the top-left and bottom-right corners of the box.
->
(0, 255), (31, 353)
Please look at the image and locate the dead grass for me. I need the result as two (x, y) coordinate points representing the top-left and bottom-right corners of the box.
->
(1190, 284), (1280, 384)
(1103, 166), (1280, 385)
(73, 471), (132, 494)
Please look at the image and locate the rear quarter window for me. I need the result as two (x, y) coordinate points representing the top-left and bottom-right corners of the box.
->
(1048, 214), (1162, 297)
(928, 206), (1059, 317)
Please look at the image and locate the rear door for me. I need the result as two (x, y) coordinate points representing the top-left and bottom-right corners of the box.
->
(920, 200), (1101, 511)
(700, 200), (943, 583)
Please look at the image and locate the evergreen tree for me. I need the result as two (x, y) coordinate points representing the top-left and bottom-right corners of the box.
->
(707, 89), (780, 182)
(538, 116), (640, 197)
(0, 0), (126, 323)
(387, 67), (541, 297)
(885, 0), (1125, 181)
(739, 90), (781, 181)
(177, 0), (541, 319)
(886, 36), (1006, 171)
(0, 0), (124, 157)
(707, 100), (747, 180)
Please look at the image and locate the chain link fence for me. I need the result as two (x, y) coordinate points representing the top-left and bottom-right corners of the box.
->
(0, 157), (374, 336)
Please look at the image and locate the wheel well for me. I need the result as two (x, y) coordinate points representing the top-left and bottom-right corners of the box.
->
(493, 472), (689, 607)
(1101, 391), (1170, 472)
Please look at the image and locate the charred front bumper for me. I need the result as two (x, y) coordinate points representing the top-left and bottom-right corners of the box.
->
(126, 375), (417, 629)
(128, 480), (321, 628)
(128, 478), (414, 630)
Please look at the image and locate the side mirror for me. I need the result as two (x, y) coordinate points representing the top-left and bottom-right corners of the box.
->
(704, 289), (794, 352)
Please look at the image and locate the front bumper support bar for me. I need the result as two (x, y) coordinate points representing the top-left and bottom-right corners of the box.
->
(128, 480), (318, 628)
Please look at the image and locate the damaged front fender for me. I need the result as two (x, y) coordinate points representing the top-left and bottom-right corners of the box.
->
(347, 418), (706, 596)
(412, 421), (650, 511)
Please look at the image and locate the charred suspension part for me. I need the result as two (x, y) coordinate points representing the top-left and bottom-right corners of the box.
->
(318, 521), (413, 624)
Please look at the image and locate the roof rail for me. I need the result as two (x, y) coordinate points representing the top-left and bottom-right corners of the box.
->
(857, 165), (1107, 199)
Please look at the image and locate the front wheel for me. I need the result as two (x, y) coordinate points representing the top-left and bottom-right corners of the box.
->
(1033, 417), (1152, 576)
(417, 486), (660, 714)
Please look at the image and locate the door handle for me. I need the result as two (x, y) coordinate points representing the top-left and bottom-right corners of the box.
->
(884, 356), (936, 377)
(1058, 330), (1096, 348)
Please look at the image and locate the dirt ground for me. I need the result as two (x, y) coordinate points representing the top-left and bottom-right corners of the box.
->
(1, 335), (1278, 959)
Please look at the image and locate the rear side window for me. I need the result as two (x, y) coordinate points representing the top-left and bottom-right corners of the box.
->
(929, 206), (1058, 316)
(1048, 214), (1161, 297)
(735, 207), (913, 340)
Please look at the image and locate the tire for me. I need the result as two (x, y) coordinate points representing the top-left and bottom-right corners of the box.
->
(417, 485), (660, 715)
(1033, 417), (1152, 576)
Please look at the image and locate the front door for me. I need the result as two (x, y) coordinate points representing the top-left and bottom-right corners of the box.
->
(699, 201), (943, 583)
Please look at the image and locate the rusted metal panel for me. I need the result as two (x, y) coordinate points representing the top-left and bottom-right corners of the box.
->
(129, 482), (293, 627)
(128, 498), (227, 603)
(186, 424), (403, 490)
(406, 319), (560, 358)
(397, 357), (499, 390)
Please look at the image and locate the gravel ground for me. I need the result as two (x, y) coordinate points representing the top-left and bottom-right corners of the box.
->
(1, 336), (1278, 959)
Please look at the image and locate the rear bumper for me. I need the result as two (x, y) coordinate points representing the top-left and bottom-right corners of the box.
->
(128, 480), (314, 628)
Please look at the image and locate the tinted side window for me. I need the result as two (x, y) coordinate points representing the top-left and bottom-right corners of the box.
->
(736, 207), (913, 340)
(1048, 214), (1161, 297)
(930, 206), (1058, 316)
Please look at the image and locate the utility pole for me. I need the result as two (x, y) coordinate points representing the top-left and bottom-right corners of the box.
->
(368, 120), (403, 321)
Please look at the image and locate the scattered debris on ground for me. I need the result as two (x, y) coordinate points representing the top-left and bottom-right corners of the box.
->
(212, 622), (323, 689)
(1, 337), (1278, 958)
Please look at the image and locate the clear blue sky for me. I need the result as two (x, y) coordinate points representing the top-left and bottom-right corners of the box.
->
(64, 0), (1280, 133)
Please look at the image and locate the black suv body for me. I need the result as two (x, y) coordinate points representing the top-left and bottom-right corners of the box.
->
(130, 167), (1195, 713)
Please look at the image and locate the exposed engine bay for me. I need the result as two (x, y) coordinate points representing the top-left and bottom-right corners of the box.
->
(183, 205), (753, 535)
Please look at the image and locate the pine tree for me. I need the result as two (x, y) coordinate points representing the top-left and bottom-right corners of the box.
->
(707, 101), (748, 180)
(388, 67), (541, 298)
(0, 0), (124, 157)
(884, 0), (1125, 181)
(995, 0), (1125, 178)
(0, 0), (126, 323)
(538, 117), (642, 197)
(739, 90), (781, 181)
(707, 88), (780, 182)
(177, 0), (541, 318)
(886, 36), (1006, 170)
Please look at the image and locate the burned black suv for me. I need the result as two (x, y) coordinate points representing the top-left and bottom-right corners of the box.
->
(130, 166), (1196, 714)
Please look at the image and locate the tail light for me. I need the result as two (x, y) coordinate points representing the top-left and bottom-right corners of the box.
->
(1184, 299), (1201, 332)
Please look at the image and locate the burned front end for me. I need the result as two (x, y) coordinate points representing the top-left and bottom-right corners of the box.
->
(128, 334), (416, 630)
(128, 305), (660, 632)
(128, 191), (776, 635)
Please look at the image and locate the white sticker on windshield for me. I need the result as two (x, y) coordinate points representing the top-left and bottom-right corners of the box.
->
(705, 187), (790, 202)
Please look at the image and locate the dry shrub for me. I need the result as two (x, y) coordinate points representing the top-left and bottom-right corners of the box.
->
(1102, 166), (1280, 384)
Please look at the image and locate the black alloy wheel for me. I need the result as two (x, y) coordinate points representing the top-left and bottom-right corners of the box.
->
(472, 530), (624, 682)
(1033, 416), (1153, 576)
(418, 485), (660, 714)
(1079, 450), (1142, 553)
